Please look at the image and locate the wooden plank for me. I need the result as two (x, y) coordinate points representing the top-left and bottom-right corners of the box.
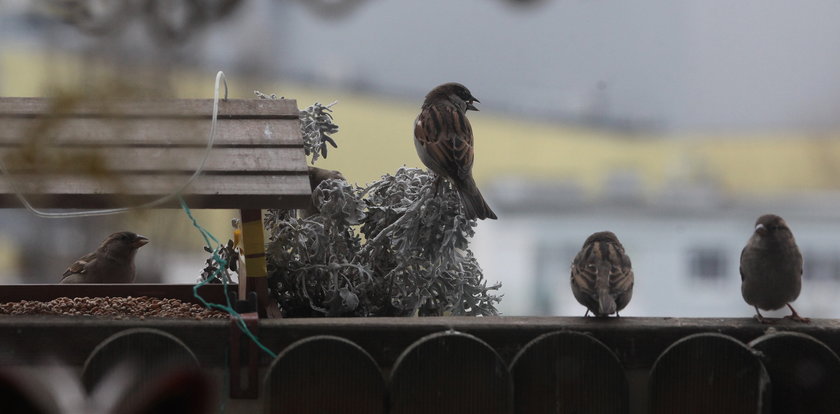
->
(0, 317), (230, 368)
(389, 331), (512, 414)
(649, 333), (769, 414)
(81, 328), (199, 392)
(750, 332), (840, 414)
(0, 173), (312, 209)
(510, 331), (628, 414)
(0, 147), (307, 174)
(1, 316), (840, 371)
(240, 209), (268, 319)
(265, 336), (385, 414)
(0, 284), (233, 305)
(0, 192), (311, 210)
(0, 118), (303, 146)
(0, 98), (300, 118)
(257, 317), (840, 372)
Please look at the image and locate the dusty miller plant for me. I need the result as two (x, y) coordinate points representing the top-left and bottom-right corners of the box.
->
(253, 91), (501, 316)
(265, 179), (370, 316)
(255, 90), (338, 163)
(360, 168), (501, 316)
(199, 239), (240, 284)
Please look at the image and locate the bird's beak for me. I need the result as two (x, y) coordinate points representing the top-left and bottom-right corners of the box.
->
(467, 99), (479, 111)
(755, 224), (767, 236)
(133, 235), (150, 248)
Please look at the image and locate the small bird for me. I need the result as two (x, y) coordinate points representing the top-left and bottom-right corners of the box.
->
(740, 214), (809, 323)
(301, 166), (346, 218)
(570, 231), (634, 317)
(413, 82), (497, 220)
(308, 166), (345, 190)
(59, 232), (149, 284)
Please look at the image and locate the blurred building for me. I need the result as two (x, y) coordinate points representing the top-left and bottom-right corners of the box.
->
(477, 181), (840, 318)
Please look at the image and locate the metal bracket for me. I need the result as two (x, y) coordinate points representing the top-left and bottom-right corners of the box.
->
(229, 291), (259, 399)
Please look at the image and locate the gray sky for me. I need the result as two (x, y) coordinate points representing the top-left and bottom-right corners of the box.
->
(3, 0), (840, 132)
(266, 0), (840, 132)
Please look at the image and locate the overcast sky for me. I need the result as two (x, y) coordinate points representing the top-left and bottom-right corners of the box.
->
(4, 0), (840, 132)
(264, 0), (840, 132)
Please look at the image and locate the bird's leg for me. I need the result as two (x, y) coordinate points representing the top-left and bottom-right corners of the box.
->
(754, 306), (774, 324)
(615, 312), (621, 318)
(584, 309), (590, 317)
(784, 303), (811, 323)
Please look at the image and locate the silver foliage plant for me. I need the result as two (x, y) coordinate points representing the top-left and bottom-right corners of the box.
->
(265, 170), (501, 317)
(360, 168), (501, 316)
(257, 91), (500, 316)
(255, 90), (338, 163)
(264, 178), (370, 317)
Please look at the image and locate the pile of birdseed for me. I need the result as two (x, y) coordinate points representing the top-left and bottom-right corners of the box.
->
(0, 296), (228, 320)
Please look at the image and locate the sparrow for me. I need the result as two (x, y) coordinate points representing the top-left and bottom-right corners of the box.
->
(308, 166), (345, 190)
(59, 232), (149, 283)
(740, 214), (809, 323)
(570, 231), (634, 317)
(413, 82), (497, 220)
(301, 166), (346, 218)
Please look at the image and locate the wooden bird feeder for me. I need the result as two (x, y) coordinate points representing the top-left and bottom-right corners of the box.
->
(0, 96), (312, 399)
(0, 97), (310, 309)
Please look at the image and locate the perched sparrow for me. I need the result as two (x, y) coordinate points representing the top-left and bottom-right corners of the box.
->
(413, 82), (497, 220)
(60, 232), (149, 284)
(308, 166), (345, 190)
(301, 166), (346, 218)
(570, 231), (634, 317)
(740, 214), (809, 323)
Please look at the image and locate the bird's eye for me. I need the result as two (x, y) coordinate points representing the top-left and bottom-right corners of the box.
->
(586, 263), (596, 269)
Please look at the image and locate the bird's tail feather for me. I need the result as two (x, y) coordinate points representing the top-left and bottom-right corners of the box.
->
(456, 183), (497, 220)
(596, 262), (616, 316)
(597, 290), (617, 316)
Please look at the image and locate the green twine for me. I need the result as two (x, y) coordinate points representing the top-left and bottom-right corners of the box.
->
(179, 196), (278, 359)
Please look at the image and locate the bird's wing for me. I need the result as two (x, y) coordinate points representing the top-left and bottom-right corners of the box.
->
(610, 248), (635, 292)
(414, 104), (474, 181)
(61, 251), (95, 279)
(570, 243), (596, 296)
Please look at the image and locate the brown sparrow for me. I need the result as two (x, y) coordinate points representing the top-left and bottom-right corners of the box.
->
(308, 166), (345, 190)
(300, 166), (346, 218)
(571, 231), (634, 317)
(60, 232), (149, 283)
(413, 82), (497, 220)
(740, 214), (809, 323)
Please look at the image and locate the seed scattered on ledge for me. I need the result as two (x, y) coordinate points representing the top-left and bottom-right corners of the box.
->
(0, 296), (228, 320)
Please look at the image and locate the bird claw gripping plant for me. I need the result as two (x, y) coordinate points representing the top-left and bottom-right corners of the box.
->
(254, 94), (501, 317)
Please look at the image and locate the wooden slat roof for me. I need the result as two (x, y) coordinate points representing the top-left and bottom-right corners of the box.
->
(0, 97), (311, 209)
